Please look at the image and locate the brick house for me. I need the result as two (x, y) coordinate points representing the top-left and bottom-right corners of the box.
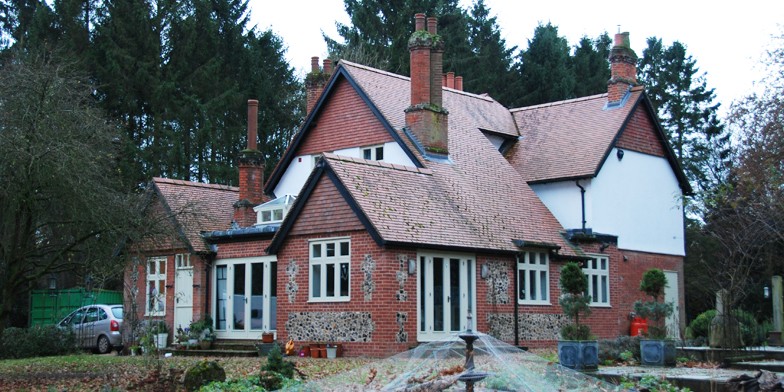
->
(128, 15), (689, 357)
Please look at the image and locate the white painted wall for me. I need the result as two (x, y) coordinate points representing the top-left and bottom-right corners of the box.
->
(273, 141), (415, 198)
(531, 148), (685, 256)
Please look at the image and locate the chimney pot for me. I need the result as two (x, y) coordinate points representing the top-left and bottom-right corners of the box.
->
(414, 13), (426, 31)
(323, 58), (332, 74)
(455, 76), (463, 91)
(427, 17), (437, 35)
(247, 99), (258, 151)
(446, 72), (455, 89)
(311, 56), (320, 73)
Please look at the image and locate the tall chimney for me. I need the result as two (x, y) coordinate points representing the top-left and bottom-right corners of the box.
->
(455, 76), (463, 91)
(234, 99), (265, 227)
(306, 56), (332, 115)
(608, 32), (638, 103)
(405, 13), (449, 156)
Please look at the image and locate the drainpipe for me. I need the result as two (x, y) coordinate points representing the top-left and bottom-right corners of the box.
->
(514, 254), (520, 347)
(575, 180), (586, 232)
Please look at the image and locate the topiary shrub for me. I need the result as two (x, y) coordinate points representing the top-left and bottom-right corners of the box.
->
(634, 269), (673, 339)
(0, 325), (77, 359)
(559, 262), (592, 340)
(262, 344), (295, 379)
(688, 310), (717, 340)
(183, 360), (226, 392)
(688, 309), (765, 346)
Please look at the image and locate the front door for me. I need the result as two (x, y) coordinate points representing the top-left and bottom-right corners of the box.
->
(173, 254), (194, 331)
(664, 270), (680, 339)
(214, 257), (277, 339)
(417, 253), (476, 341)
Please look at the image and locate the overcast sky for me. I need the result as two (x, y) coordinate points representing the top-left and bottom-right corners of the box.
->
(249, 0), (782, 114)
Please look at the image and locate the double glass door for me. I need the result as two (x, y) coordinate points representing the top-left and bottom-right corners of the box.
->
(214, 257), (277, 339)
(417, 253), (476, 341)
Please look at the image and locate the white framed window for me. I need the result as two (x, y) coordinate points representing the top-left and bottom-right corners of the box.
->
(517, 251), (550, 305)
(309, 237), (350, 302)
(254, 195), (296, 225)
(146, 256), (167, 316)
(583, 254), (610, 306)
(175, 253), (191, 269)
(362, 145), (384, 161)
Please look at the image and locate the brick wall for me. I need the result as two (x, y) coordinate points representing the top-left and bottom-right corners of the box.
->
(297, 78), (393, 156)
(616, 106), (666, 157)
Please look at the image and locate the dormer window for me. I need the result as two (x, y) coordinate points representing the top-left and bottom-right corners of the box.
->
(254, 195), (296, 225)
(362, 145), (384, 161)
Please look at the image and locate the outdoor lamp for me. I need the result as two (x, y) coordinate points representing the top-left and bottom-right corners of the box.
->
(408, 259), (416, 275)
(480, 264), (489, 279)
(765, 286), (770, 299)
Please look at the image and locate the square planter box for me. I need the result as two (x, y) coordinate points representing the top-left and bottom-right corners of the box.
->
(640, 339), (676, 366)
(558, 340), (598, 371)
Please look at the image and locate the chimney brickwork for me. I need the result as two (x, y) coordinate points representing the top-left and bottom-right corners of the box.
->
(608, 32), (638, 103)
(406, 13), (449, 156)
(234, 99), (265, 227)
(306, 57), (333, 115)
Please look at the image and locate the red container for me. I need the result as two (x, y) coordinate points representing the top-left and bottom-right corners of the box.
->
(630, 316), (648, 337)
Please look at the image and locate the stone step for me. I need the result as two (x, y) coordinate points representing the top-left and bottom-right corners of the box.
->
(161, 347), (258, 357)
(732, 360), (784, 372)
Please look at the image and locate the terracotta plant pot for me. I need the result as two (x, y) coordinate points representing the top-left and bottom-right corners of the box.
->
(310, 344), (320, 358)
(300, 346), (310, 357)
(261, 332), (274, 343)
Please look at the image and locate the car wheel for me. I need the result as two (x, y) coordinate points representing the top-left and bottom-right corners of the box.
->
(97, 335), (111, 354)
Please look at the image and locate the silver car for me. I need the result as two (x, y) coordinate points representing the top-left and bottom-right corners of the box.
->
(57, 304), (124, 354)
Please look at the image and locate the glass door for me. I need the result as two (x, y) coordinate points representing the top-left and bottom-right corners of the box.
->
(417, 253), (475, 341)
(214, 257), (277, 339)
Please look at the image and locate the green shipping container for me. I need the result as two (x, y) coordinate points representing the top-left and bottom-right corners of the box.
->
(29, 288), (123, 326)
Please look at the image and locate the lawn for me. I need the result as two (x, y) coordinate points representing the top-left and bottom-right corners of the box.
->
(0, 353), (375, 391)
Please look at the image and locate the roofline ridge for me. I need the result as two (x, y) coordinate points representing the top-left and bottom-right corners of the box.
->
(339, 59), (494, 103)
(153, 177), (239, 191)
(510, 92), (608, 112)
(324, 153), (433, 175)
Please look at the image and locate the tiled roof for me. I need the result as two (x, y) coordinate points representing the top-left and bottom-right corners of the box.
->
(311, 63), (579, 256)
(507, 87), (644, 183)
(152, 178), (238, 252)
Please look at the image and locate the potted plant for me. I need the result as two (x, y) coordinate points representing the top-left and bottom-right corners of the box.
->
(326, 343), (337, 359)
(261, 331), (274, 343)
(557, 262), (598, 370)
(634, 268), (675, 366)
(151, 320), (169, 349)
(190, 316), (215, 349)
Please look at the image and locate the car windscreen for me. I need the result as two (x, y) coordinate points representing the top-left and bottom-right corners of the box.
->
(111, 306), (123, 320)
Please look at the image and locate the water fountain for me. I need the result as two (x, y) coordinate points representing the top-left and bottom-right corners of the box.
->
(286, 317), (624, 391)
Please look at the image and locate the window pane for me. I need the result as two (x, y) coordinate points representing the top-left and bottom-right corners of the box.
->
(529, 270), (537, 300)
(148, 260), (155, 275)
(450, 259), (460, 332)
(340, 263), (349, 296)
(340, 242), (349, 256)
(592, 275), (598, 300)
(216, 266), (227, 329)
(312, 243), (321, 258)
(262, 210), (271, 222)
(273, 209), (283, 221)
(420, 257), (426, 332)
(539, 253), (546, 265)
(234, 264), (246, 330)
(539, 271), (547, 300)
(433, 259), (443, 332)
(601, 258), (607, 270)
(376, 147), (384, 160)
(518, 269), (526, 300)
(326, 243), (335, 257)
(312, 265), (321, 298)
(601, 275), (608, 303)
(363, 148), (371, 160)
(326, 263), (335, 297)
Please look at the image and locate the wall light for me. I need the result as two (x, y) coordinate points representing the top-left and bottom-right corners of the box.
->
(408, 259), (416, 275)
(765, 286), (771, 299)
(481, 264), (489, 279)
(617, 149), (625, 161)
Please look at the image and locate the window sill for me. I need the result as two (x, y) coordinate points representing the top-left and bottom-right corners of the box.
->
(589, 304), (611, 308)
(308, 297), (350, 303)
(145, 311), (166, 317)
(518, 301), (551, 306)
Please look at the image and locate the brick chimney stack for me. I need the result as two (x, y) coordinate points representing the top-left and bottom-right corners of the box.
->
(405, 13), (449, 156)
(608, 32), (638, 103)
(234, 99), (265, 227)
(306, 56), (333, 114)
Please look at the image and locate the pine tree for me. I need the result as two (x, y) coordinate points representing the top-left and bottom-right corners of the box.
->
(513, 22), (574, 107)
(638, 38), (730, 197)
(571, 33), (611, 98)
(463, 0), (517, 106)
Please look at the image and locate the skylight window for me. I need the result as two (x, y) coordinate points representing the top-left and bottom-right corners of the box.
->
(253, 195), (296, 225)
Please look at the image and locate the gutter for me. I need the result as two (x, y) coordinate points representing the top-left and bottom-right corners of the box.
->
(202, 225), (277, 242)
